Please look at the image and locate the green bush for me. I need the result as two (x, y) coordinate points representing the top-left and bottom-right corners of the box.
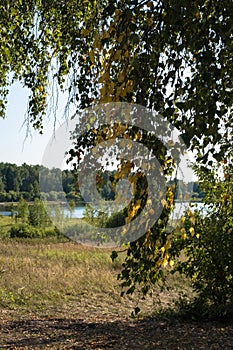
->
(172, 164), (233, 312)
(174, 210), (233, 306)
(44, 226), (62, 237)
(10, 224), (43, 238)
(9, 224), (60, 238)
(104, 209), (127, 228)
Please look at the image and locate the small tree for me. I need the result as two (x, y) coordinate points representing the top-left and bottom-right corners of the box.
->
(17, 198), (28, 224)
(28, 198), (48, 228)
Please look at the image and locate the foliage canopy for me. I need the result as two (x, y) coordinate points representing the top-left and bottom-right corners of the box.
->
(0, 0), (232, 161)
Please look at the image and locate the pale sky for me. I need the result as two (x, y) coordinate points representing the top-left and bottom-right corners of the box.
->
(0, 82), (66, 166)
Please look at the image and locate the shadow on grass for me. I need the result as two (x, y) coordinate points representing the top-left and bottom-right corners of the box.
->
(159, 297), (233, 324)
(1, 313), (233, 349)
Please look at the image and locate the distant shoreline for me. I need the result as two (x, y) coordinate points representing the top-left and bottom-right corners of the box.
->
(1, 200), (203, 206)
(174, 199), (203, 203)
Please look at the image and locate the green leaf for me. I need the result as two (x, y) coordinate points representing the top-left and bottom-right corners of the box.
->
(110, 250), (118, 262)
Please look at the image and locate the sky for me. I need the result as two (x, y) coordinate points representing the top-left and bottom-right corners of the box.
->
(0, 82), (66, 166)
(0, 82), (195, 182)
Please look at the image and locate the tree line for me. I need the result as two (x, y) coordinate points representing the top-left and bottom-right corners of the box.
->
(0, 162), (83, 203)
(0, 162), (203, 204)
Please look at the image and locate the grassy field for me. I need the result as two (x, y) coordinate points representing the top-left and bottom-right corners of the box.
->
(0, 216), (191, 318)
(1, 215), (233, 349)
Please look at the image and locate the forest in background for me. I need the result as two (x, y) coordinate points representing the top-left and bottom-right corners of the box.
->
(0, 162), (82, 203)
(0, 162), (204, 203)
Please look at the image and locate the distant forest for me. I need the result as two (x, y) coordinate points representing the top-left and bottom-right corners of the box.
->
(0, 162), (81, 203)
(0, 162), (204, 203)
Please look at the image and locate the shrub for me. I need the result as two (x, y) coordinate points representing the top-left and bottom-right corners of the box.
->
(171, 164), (233, 312)
(9, 224), (60, 238)
(104, 209), (127, 228)
(10, 224), (43, 238)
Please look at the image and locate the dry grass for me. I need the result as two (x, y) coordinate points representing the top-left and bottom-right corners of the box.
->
(0, 240), (117, 313)
(0, 215), (193, 321)
(0, 241), (193, 321)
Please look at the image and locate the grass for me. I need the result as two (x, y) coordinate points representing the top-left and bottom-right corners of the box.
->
(0, 215), (193, 320)
(0, 244), (192, 320)
(1, 216), (233, 350)
(0, 215), (13, 238)
(1, 217), (233, 349)
(0, 239), (119, 311)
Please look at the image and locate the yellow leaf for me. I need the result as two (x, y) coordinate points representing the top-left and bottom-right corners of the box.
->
(166, 157), (173, 164)
(187, 209), (194, 217)
(124, 80), (133, 93)
(183, 233), (187, 240)
(134, 132), (141, 141)
(189, 227), (195, 236)
(115, 9), (122, 17)
(118, 33), (125, 43)
(162, 257), (168, 267)
(181, 227), (187, 239)
(118, 70), (126, 83)
(190, 216), (195, 225)
(169, 260), (174, 267)
(180, 216), (186, 224)
(124, 50), (130, 58)
(81, 28), (90, 37)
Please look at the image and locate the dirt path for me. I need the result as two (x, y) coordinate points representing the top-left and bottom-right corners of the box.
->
(1, 309), (233, 349)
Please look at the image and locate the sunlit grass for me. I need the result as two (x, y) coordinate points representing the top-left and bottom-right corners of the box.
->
(0, 239), (126, 313)
(0, 215), (193, 319)
(0, 215), (13, 237)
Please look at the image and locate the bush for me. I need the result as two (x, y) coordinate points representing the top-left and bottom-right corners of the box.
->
(104, 209), (127, 228)
(172, 164), (233, 312)
(173, 210), (233, 306)
(43, 226), (62, 237)
(9, 224), (60, 238)
(10, 224), (43, 238)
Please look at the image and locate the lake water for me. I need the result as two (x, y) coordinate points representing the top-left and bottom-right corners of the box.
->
(0, 208), (84, 218)
(0, 202), (207, 219)
(0, 211), (12, 216)
(68, 202), (208, 219)
(0, 207), (85, 218)
(66, 206), (85, 218)
(170, 201), (209, 219)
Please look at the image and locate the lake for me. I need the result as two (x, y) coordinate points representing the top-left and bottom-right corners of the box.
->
(0, 211), (13, 216)
(0, 202), (207, 219)
(0, 207), (84, 218)
(65, 202), (208, 219)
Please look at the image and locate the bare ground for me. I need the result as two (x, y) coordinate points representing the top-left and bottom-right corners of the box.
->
(1, 302), (233, 349)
